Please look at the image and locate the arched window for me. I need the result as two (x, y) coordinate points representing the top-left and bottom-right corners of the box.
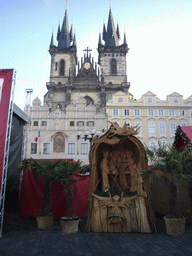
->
(59, 59), (65, 76)
(111, 58), (117, 74)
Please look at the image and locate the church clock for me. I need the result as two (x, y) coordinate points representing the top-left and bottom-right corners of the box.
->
(84, 62), (91, 69)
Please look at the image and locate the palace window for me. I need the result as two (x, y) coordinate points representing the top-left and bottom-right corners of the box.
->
(159, 122), (166, 134)
(179, 109), (186, 117)
(113, 109), (119, 116)
(147, 97), (152, 103)
(33, 121), (38, 126)
(173, 98), (178, 103)
(111, 58), (117, 74)
(170, 123), (176, 133)
(41, 121), (47, 126)
(169, 109), (175, 116)
(158, 109), (164, 116)
(149, 122), (156, 134)
(148, 109), (154, 116)
(77, 121), (84, 126)
(81, 143), (88, 155)
(68, 143), (75, 155)
(180, 123), (187, 126)
(124, 109), (130, 116)
(31, 143), (37, 154)
(87, 121), (94, 126)
(59, 59), (65, 76)
(43, 143), (50, 154)
(70, 121), (75, 126)
(134, 109), (140, 116)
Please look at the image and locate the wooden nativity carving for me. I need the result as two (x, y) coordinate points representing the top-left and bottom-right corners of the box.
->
(85, 122), (157, 233)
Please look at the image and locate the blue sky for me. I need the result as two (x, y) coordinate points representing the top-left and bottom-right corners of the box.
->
(1, 0), (192, 110)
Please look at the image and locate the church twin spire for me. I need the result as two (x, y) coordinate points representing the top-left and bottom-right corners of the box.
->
(49, 9), (76, 50)
(99, 8), (127, 47)
(50, 6), (127, 51)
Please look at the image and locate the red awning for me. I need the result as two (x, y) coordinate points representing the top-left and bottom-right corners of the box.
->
(180, 126), (192, 143)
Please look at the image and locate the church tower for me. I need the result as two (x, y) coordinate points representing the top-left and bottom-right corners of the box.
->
(98, 8), (129, 91)
(44, 7), (130, 113)
(44, 9), (77, 111)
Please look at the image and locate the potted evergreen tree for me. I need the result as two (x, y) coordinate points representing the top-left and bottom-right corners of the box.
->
(18, 158), (62, 229)
(55, 159), (85, 234)
(143, 145), (192, 236)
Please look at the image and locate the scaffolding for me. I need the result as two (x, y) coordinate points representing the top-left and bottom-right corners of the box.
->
(0, 70), (16, 237)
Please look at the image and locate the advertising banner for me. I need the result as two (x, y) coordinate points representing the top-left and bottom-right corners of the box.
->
(0, 69), (14, 190)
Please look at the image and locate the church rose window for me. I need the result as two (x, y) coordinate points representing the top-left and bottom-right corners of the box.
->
(59, 59), (65, 76)
(53, 133), (65, 152)
(111, 58), (117, 74)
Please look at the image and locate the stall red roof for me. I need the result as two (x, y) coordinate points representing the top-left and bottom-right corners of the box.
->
(174, 126), (192, 151)
(180, 126), (192, 143)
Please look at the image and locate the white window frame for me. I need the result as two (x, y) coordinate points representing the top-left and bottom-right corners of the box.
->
(170, 123), (176, 134)
(41, 121), (47, 127)
(179, 109), (186, 117)
(31, 143), (37, 154)
(169, 109), (175, 117)
(68, 143), (75, 155)
(159, 122), (166, 134)
(43, 143), (50, 154)
(158, 109), (164, 117)
(113, 109), (119, 116)
(124, 109), (130, 116)
(148, 109), (154, 116)
(77, 121), (84, 126)
(134, 109), (140, 116)
(87, 121), (94, 127)
(148, 122), (156, 134)
(81, 143), (88, 155)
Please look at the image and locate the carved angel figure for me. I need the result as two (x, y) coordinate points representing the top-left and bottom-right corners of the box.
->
(92, 192), (137, 225)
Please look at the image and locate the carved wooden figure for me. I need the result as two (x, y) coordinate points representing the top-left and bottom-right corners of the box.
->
(85, 122), (157, 233)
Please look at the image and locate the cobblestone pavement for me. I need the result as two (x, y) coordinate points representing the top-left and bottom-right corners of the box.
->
(0, 221), (192, 256)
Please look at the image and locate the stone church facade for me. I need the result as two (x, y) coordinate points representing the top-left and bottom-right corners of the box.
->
(26, 7), (192, 163)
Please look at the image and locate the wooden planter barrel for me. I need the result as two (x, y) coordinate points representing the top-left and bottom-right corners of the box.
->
(60, 216), (79, 234)
(37, 213), (54, 229)
(164, 216), (185, 236)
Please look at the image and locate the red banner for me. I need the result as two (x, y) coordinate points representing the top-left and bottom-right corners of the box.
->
(0, 69), (14, 190)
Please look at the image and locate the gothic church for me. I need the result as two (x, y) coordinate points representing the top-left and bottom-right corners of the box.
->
(44, 8), (130, 112)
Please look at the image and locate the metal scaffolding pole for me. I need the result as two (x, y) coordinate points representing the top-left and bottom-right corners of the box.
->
(0, 70), (16, 237)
